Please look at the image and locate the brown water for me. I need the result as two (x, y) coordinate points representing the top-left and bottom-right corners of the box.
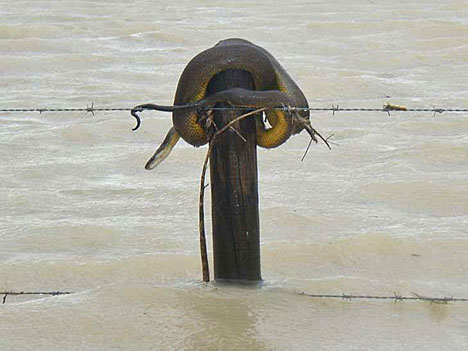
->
(1, 0), (468, 350)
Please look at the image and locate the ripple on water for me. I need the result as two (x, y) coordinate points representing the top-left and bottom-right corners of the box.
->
(360, 180), (468, 217)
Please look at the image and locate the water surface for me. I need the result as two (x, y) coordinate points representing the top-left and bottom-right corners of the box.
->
(1, 0), (468, 350)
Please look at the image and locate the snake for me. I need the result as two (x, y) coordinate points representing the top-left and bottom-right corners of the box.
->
(134, 38), (324, 169)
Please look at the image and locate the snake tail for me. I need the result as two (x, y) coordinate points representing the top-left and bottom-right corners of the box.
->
(131, 103), (200, 131)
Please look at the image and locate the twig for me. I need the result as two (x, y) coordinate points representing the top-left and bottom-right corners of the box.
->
(383, 102), (407, 111)
(199, 108), (266, 282)
(199, 147), (211, 282)
(301, 133), (337, 161)
(229, 126), (247, 142)
(301, 138), (314, 162)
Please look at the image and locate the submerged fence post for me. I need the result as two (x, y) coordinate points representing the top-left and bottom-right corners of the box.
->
(206, 69), (262, 282)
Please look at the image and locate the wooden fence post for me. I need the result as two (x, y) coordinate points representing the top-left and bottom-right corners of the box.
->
(206, 69), (262, 282)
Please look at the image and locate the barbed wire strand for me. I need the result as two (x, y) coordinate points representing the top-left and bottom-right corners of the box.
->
(2, 290), (468, 304)
(2, 291), (73, 304)
(299, 292), (468, 304)
(1, 105), (468, 115)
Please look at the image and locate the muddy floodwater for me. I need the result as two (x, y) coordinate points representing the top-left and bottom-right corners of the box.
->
(1, 0), (468, 350)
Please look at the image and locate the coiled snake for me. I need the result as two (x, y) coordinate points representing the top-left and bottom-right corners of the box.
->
(132, 38), (326, 169)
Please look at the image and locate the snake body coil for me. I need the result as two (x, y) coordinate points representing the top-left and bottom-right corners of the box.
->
(144, 38), (316, 169)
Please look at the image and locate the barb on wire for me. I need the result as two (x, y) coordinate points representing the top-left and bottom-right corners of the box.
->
(2, 290), (73, 304)
(298, 291), (468, 304)
(86, 103), (95, 116)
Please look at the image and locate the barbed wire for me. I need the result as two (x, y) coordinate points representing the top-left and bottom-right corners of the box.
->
(2, 290), (73, 304)
(2, 289), (468, 304)
(1, 104), (468, 116)
(298, 291), (468, 304)
(0, 105), (130, 115)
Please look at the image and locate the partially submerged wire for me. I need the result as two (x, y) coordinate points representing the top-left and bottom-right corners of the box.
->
(299, 291), (468, 304)
(2, 290), (73, 304)
(3, 289), (468, 305)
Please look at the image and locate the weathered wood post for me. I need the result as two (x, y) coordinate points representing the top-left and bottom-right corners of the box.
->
(206, 69), (262, 282)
